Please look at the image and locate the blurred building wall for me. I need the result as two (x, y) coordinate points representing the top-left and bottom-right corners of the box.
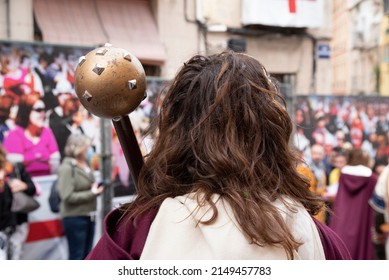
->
(332, 0), (383, 95)
(380, 12), (389, 95)
(332, 0), (352, 95)
(0, 0), (335, 96)
(0, 0), (33, 41)
(164, 0), (332, 95)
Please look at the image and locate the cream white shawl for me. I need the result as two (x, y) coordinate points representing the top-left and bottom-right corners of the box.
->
(140, 193), (325, 260)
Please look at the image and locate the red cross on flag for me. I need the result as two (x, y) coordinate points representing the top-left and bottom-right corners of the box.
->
(242, 0), (323, 28)
(289, 0), (296, 13)
(289, 0), (317, 13)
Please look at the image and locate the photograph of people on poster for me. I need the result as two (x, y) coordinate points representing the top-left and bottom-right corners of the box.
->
(0, 41), (167, 195)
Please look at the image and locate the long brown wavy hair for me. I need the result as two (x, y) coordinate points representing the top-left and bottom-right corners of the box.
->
(123, 51), (324, 259)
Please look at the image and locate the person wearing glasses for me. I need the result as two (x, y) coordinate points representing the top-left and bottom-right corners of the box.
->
(3, 94), (60, 177)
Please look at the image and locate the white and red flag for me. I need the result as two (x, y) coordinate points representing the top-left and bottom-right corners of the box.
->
(242, 0), (324, 28)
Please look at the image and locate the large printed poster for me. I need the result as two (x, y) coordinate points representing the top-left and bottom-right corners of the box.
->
(0, 41), (167, 259)
(0, 41), (93, 174)
(0, 41), (166, 186)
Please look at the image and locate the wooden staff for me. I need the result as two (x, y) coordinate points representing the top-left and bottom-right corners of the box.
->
(112, 116), (144, 185)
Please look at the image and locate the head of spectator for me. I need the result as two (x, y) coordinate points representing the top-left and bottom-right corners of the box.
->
(347, 149), (370, 167)
(334, 130), (346, 148)
(15, 94), (46, 131)
(310, 144), (325, 165)
(333, 148), (348, 170)
(350, 116), (364, 149)
(52, 79), (75, 109)
(64, 133), (93, 162)
(295, 108), (305, 126)
(372, 156), (388, 176)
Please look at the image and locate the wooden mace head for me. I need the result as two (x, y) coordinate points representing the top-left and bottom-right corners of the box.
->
(74, 44), (146, 119)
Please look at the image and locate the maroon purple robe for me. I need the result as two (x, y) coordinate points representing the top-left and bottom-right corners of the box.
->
(329, 170), (377, 260)
(86, 207), (351, 260)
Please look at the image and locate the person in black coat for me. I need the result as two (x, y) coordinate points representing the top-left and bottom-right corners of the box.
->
(0, 144), (14, 260)
(6, 161), (37, 259)
(48, 79), (83, 160)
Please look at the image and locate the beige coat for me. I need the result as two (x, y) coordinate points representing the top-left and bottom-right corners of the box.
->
(141, 193), (325, 260)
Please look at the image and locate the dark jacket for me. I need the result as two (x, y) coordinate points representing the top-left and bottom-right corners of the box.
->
(49, 109), (72, 160)
(0, 182), (13, 231)
(7, 162), (37, 225)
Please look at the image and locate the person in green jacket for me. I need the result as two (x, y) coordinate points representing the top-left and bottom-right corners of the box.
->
(57, 133), (104, 259)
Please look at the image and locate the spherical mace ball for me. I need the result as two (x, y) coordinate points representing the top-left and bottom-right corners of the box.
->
(74, 44), (146, 119)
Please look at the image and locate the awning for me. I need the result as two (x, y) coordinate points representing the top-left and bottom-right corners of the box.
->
(33, 0), (166, 65)
(33, 0), (107, 46)
(95, 0), (166, 65)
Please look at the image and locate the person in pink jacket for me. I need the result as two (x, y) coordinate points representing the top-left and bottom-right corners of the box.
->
(3, 94), (59, 177)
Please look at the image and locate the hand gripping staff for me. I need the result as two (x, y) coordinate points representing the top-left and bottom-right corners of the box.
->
(74, 43), (146, 191)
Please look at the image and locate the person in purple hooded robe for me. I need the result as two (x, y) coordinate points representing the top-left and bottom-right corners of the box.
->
(86, 51), (350, 260)
(329, 148), (377, 260)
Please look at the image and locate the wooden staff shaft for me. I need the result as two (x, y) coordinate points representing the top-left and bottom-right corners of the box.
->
(112, 115), (144, 191)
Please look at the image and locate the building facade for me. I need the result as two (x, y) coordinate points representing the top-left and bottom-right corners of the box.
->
(380, 0), (389, 95)
(155, 0), (332, 96)
(332, 0), (384, 95)
(0, 0), (333, 96)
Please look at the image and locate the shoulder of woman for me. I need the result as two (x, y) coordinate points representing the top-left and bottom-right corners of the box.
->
(374, 165), (389, 198)
(4, 125), (24, 138)
(341, 165), (372, 177)
(59, 157), (74, 171)
(41, 127), (56, 137)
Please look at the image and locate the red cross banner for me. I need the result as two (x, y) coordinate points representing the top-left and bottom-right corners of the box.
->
(242, 0), (323, 28)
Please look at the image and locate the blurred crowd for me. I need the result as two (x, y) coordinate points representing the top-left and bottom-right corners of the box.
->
(294, 96), (389, 260)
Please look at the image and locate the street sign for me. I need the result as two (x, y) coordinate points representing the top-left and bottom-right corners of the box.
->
(317, 44), (330, 59)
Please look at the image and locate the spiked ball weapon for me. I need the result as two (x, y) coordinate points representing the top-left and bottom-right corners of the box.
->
(74, 43), (146, 191)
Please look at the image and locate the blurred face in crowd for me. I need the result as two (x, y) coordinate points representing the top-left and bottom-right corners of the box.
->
(367, 104), (375, 119)
(340, 108), (350, 122)
(29, 99), (46, 127)
(335, 130), (345, 147)
(63, 96), (79, 116)
(316, 118), (326, 128)
(334, 154), (347, 169)
(311, 144), (325, 164)
(295, 109), (304, 126)
(377, 134), (387, 147)
(58, 92), (72, 106)
(0, 168), (4, 183)
(379, 103), (388, 117)
(324, 142), (333, 157)
(374, 164), (385, 176)
(312, 131), (325, 145)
